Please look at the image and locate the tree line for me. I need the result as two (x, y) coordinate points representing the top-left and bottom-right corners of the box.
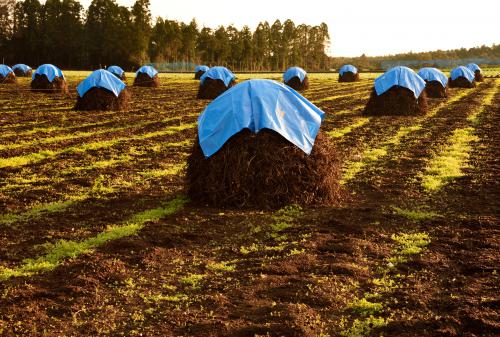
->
(0, 0), (331, 71)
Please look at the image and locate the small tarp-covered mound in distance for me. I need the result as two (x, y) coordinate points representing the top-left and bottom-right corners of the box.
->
(339, 65), (359, 82)
(12, 64), (32, 77)
(466, 63), (484, 82)
(418, 67), (448, 98)
(187, 79), (343, 209)
(74, 69), (130, 111)
(107, 65), (126, 80)
(283, 67), (309, 91)
(31, 64), (68, 93)
(0, 65), (16, 84)
(197, 66), (236, 99)
(134, 65), (159, 87)
(449, 66), (476, 88)
(194, 65), (209, 79)
(364, 66), (427, 116)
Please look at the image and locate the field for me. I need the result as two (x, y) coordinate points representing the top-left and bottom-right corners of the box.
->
(0, 72), (498, 336)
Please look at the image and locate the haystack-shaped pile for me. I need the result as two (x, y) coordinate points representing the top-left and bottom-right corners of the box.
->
(364, 66), (428, 116)
(0, 65), (16, 84)
(466, 63), (484, 82)
(187, 79), (343, 209)
(134, 65), (159, 87)
(31, 64), (68, 93)
(339, 65), (360, 82)
(449, 66), (476, 88)
(12, 64), (32, 77)
(194, 65), (209, 79)
(283, 67), (309, 91)
(418, 67), (448, 98)
(74, 69), (130, 111)
(197, 66), (236, 99)
(107, 65), (126, 80)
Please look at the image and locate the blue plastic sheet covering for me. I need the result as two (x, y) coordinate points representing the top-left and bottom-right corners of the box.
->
(0, 65), (14, 77)
(200, 66), (236, 87)
(12, 64), (31, 73)
(195, 65), (209, 73)
(107, 65), (124, 77)
(374, 66), (426, 98)
(450, 66), (475, 82)
(339, 64), (358, 76)
(77, 69), (126, 98)
(466, 63), (481, 73)
(136, 65), (158, 78)
(283, 67), (307, 83)
(197, 79), (325, 158)
(417, 67), (448, 87)
(32, 64), (64, 82)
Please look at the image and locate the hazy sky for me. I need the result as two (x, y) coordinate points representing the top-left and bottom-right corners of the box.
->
(78, 0), (500, 57)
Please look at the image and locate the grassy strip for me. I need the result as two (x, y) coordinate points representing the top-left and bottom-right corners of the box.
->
(312, 91), (369, 104)
(328, 118), (371, 138)
(0, 196), (187, 281)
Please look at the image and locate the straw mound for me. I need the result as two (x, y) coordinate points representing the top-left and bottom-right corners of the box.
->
(13, 69), (32, 77)
(363, 86), (428, 116)
(111, 72), (126, 81)
(194, 70), (206, 80)
(74, 87), (131, 111)
(31, 74), (68, 93)
(0, 73), (16, 84)
(197, 78), (236, 99)
(474, 70), (484, 82)
(424, 80), (448, 98)
(186, 129), (343, 209)
(133, 72), (159, 87)
(449, 77), (476, 88)
(285, 76), (309, 91)
(339, 71), (360, 82)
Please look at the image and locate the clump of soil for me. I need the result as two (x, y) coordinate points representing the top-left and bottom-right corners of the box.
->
(133, 72), (159, 87)
(285, 76), (309, 91)
(449, 77), (476, 88)
(473, 70), (484, 82)
(197, 78), (236, 99)
(0, 72), (16, 84)
(363, 85), (428, 116)
(194, 70), (206, 80)
(31, 74), (68, 93)
(186, 129), (343, 209)
(339, 71), (359, 82)
(424, 80), (448, 98)
(13, 69), (32, 77)
(74, 87), (131, 111)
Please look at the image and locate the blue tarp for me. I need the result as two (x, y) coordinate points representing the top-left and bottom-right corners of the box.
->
(32, 64), (64, 82)
(417, 67), (448, 87)
(466, 63), (481, 73)
(450, 66), (475, 82)
(339, 65), (358, 76)
(283, 67), (307, 83)
(0, 65), (14, 77)
(197, 79), (325, 158)
(77, 69), (126, 98)
(107, 65), (125, 77)
(12, 64), (31, 73)
(374, 66), (426, 98)
(136, 65), (158, 78)
(200, 66), (235, 87)
(195, 65), (209, 73)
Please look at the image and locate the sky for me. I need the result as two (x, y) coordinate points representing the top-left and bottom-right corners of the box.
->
(78, 0), (500, 57)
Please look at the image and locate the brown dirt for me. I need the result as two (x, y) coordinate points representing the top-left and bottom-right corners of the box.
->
(338, 72), (360, 82)
(285, 76), (309, 91)
(133, 72), (159, 87)
(30, 74), (69, 94)
(197, 78), (236, 99)
(363, 86), (428, 116)
(186, 129), (344, 209)
(449, 76), (476, 88)
(474, 70), (484, 82)
(74, 87), (131, 111)
(0, 72), (17, 84)
(195, 70), (206, 80)
(424, 80), (448, 98)
(13, 69), (32, 77)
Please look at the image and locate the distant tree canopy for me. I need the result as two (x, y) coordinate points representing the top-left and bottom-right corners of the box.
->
(0, 0), (331, 70)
